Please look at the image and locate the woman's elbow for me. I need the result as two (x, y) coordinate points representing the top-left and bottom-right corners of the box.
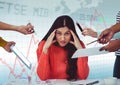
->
(36, 67), (48, 81)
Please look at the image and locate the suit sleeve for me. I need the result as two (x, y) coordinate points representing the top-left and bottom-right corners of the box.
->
(0, 37), (7, 48)
(77, 40), (89, 79)
(36, 41), (50, 80)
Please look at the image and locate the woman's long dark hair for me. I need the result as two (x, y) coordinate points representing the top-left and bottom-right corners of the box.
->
(42, 15), (81, 80)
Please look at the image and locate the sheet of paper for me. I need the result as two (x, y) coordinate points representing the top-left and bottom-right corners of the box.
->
(72, 47), (109, 58)
(10, 45), (32, 69)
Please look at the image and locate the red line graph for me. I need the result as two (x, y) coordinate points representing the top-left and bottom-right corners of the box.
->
(0, 34), (39, 82)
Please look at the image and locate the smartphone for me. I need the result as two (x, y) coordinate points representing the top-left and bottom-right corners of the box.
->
(76, 22), (83, 32)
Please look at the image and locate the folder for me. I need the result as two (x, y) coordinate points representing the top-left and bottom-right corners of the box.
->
(10, 45), (32, 69)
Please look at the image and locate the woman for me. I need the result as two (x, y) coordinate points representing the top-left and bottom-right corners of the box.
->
(36, 15), (89, 81)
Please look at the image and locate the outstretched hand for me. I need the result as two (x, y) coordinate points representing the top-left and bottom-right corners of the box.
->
(99, 39), (120, 52)
(98, 28), (114, 44)
(17, 23), (34, 35)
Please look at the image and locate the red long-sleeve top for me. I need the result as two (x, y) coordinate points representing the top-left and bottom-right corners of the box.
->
(36, 40), (89, 81)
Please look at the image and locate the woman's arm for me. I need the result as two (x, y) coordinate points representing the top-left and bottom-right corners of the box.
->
(36, 41), (50, 80)
(77, 41), (89, 79)
(77, 57), (89, 79)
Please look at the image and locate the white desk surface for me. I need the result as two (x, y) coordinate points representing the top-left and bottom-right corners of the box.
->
(38, 79), (120, 85)
(4, 78), (120, 85)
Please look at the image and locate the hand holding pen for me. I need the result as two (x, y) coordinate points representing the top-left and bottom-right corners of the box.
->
(98, 28), (114, 44)
(87, 29), (114, 45)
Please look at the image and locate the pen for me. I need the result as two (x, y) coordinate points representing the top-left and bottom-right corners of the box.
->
(86, 80), (99, 85)
(76, 22), (83, 32)
(86, 39), (98, 45)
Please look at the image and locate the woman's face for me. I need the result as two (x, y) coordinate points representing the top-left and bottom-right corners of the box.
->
(55, 26), (71, 47)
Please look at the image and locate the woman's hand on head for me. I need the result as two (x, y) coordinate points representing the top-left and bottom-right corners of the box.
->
(69, 30), (82, 49)
(43, 30), (56, 53)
